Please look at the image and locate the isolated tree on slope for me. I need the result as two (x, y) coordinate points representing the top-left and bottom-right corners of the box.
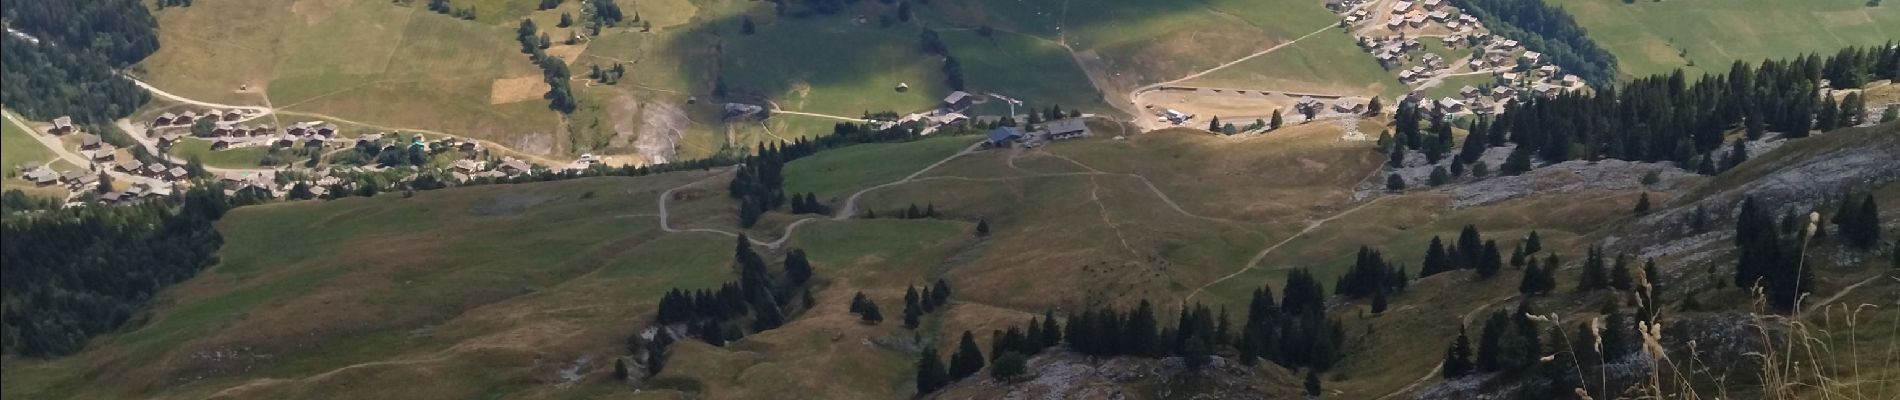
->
(1442, 326), (1475, 378)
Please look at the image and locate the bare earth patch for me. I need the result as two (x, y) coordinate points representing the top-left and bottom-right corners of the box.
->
(543, 42), (588, 64)
(489, 76), (550, 105)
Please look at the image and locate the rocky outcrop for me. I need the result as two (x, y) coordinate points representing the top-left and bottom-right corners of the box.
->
(931, 352), (1302, 400)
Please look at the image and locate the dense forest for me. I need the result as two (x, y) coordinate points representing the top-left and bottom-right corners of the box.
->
(1447, 0), (1618, 85)
(0, 187), (231, 357)
(0, 0), (157, 124)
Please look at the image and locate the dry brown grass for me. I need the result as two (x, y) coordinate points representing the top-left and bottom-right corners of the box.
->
(488, 75), (552, 105)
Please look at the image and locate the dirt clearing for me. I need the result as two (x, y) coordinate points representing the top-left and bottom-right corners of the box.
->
(488, 76), (550, 105)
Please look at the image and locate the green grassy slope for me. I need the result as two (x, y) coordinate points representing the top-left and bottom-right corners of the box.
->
(2, 115), (55, 168)
(1184, 27), (1405, 97)
(167, 138), (268, 169)
(137, 0), (560, 148)
(782, 135), (975, 201)
(1551, 0), (1900, 78)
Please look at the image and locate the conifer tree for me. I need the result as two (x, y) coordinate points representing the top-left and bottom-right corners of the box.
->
(915, 345), (949, 394)
(849, 293), (868, 314)
(991, 351), (1026, 381)
(1634, 192), (1652, 214)
(903, 286), (923, 329)
(1270, 110), (1285, 130)
(1518, 264), (1543, 296)
(1477, 240), (1503, 279)
(932, 280), (952, 307)
(1475, 311), (1507, 372)
(975, 219), (990, 237)
(1525, 231), (1543, 254)
(1610, 253), (1634, 291)
(1386, 173), (1406, 191)
(860, 299), (883, 324)
(949, 331), (986, 379)
(1422, 236), (1451, 276)
(1844, 195), (1882, 249)
(1510, 243), (1526, 269)
(1371, 288), (1389, 314)
(1443, 326), (1475, 378)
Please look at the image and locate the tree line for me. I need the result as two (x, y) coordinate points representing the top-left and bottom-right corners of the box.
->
(1484, 43), (1898, 171)
(1442, 300), (1648, 399)
(515, 19), (578, 113)
(1, 186), (232, 357)
(425, 0), (477, 20)
(913, 269), (1351, 395)
(1446, 0), (1619, 85)
(919, 29), (966, 92)
(0, 0), (156, 125)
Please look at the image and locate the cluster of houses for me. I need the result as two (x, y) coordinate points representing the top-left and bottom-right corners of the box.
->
(449, 157), (535, 181)
(985, 118), (1092, 148)
(152, 109), (248, 127)
(12, 157), (187, 204)
(1326, 0), (1374, 22)
(1294, 96), (1369, 116)
(15, 162), (97, 191)
(1380, 0), (1479, 32)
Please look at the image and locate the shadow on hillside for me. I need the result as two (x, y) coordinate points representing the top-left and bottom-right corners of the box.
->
(655, 0), (1228, 119)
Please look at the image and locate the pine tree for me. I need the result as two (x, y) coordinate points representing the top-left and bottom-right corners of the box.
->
(1725, 139), (1749, 171)
(1475, 311), (1507, 372)
(1634, 192), (1652, 214)
(1510, 243), (1526, 269)
(1386, 173), (1407, 191)
(1371, 288), (1389, 314)
(903, 286), (923, 329)
(991, 351), (1027, 381)
(916, 346), (949, 394)
(850, 292), (869, 314)
(1525, 231), (1543, 254)
(1208, 116), (1222, 133)
(1422, 236), (1451, 276)
(932, 280), (952, 307)
(1846, 195), (1882, 249)
(1429, 166), (1450, 186)
(949, 331), (986, 379)
(975, 219), (990, 237)
(1477, 240), (1503, 279)
(1817, 94), (1840, 132)
(1388, 144), (1406, 168)
(1270, 110), (1285, 130)
(1610, 253), (1634, 291)
(861, 300), (884, 324)
(1443, 326), (1475, 378)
